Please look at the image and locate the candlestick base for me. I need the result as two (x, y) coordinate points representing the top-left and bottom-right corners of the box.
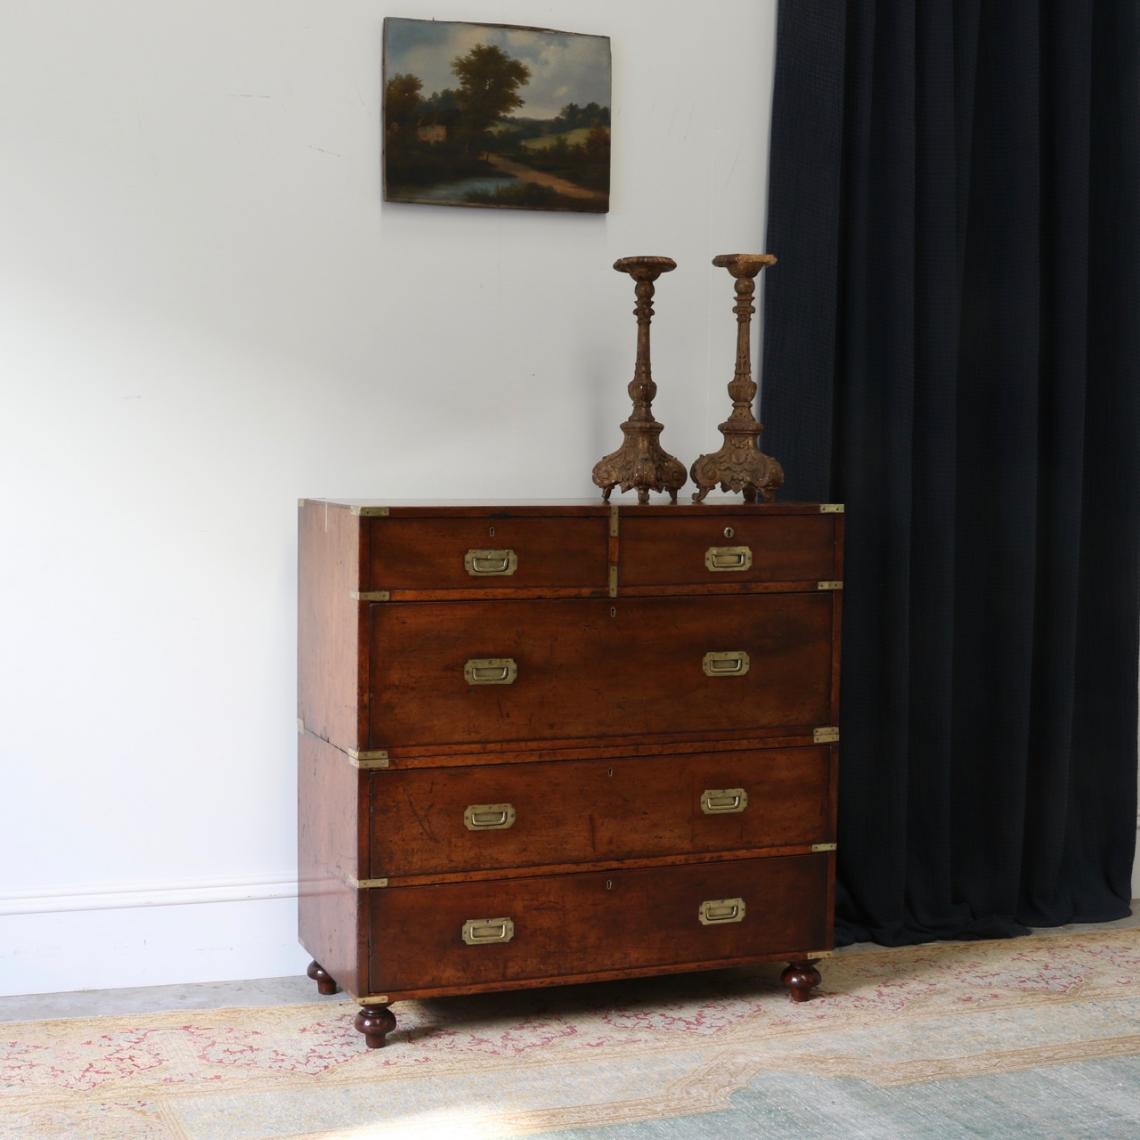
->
(593, 426), (688, 504)
(690, 437), (784, 503)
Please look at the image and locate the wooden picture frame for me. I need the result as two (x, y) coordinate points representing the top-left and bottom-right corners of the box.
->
(383, 18), (611, 214)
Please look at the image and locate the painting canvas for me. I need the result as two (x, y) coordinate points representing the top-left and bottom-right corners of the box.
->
(383, 18), (611, 213)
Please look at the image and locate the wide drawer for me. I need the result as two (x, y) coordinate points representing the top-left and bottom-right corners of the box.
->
(368, 853), (830, 995)
(367, 594), (835, 748)
(371, 747), (833, 877)
(620, 513), (839, 587)
(364, 516), (608, 592)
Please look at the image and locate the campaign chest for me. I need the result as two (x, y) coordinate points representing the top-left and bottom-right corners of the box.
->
(297, 499), (843, 1047)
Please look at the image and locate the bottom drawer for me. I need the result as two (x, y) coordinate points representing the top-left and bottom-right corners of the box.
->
(368, 853), (830, 996)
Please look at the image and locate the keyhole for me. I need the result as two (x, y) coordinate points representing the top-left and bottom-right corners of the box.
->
(609, 606), (617, 618)
(724, 526), (735, 539)
(605, 879), (613, 891)
(488, 525), (496, 538)
(607, 767), (614, 778)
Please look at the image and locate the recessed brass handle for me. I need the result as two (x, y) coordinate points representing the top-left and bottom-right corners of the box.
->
(702, 651), (750, 677)
(705, 545), (753, 572)
(700, 788), (749, 815)
(699, 897), (747, 925)
(464, 549), (518, 577)
(461, 917), (515, 945)
(464, 658), (518, 685)
(463, 803), (516, 831)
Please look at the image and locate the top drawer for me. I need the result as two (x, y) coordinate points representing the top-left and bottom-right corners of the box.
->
(364, 515), (609, 592)
(620, 513), (839, 587)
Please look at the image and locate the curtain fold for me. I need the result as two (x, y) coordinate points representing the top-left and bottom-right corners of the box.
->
(762, 0), (1139, 945)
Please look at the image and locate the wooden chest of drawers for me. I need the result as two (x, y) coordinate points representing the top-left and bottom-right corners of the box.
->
(297, 499), (843, 1047)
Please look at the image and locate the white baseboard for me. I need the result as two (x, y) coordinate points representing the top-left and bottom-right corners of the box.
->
(0, 874), (298, 917)
(0, 877), (309, 998)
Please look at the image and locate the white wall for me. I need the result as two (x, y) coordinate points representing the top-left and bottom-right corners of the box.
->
(0, 0), (779, 996)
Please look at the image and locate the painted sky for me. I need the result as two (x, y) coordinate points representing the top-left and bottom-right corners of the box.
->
(384, 19), (611, 120)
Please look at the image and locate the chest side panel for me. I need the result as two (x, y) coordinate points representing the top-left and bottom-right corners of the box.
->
(297, 731), (367, 995)
(298, 500), (366, 749)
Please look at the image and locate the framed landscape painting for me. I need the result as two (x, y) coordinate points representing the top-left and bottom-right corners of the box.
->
(383, 18), (611, 213)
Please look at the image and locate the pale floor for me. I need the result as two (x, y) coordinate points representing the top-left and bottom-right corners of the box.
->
(2, 908), (1136, 1024)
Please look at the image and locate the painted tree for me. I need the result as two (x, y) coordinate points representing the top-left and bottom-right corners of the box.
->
(422, 87), (462, 131)
(385, 73), (423, 137)
(451, 43), (531, 152)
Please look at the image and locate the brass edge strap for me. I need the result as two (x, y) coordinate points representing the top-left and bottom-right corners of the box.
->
(804, 950), (834, 960)
(813, 726), (840, 744)
(819, 504), (845, 514)
(345, 875), (389, 889)
(350, 506), (390, 516)
(348, 756), (390, 770)
(351, 590), (390, 601)
(810, 843), (838, 853)
(816, 580), (843, 591)
(609, 504), (620, 597)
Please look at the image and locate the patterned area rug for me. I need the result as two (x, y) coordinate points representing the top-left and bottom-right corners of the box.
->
(2, 930), (1138, 1138)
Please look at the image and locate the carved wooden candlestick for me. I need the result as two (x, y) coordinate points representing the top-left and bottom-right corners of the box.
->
(592, 256), (687, 504)
(691, 253), (784, 503)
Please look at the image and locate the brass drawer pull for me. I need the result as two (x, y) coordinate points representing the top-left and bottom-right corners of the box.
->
(699, 897), (747, 925)
(464, 803), (516, 831)
(461, 917), (515, 945)
(700, 788), (749, 815)
(464, 549), (518, 577)
(705, 545), (753, 572)
(702, 650), (750, 677)
(464, 658), (518, 685)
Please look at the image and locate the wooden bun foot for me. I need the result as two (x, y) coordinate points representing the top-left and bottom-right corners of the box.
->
(354, 1004), (397, 1049)
(781, 959), (822, 1003)
(306, 960), (341, 996)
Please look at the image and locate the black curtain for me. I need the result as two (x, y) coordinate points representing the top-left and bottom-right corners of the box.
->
(762, 0), (1140, 945)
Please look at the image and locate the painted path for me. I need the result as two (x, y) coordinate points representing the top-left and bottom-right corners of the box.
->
(483, 152), (607, 201)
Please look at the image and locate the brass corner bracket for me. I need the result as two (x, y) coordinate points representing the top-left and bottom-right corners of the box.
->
(346, 747), (390, 770)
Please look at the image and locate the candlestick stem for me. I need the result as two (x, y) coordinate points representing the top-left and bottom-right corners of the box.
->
(592, 256), (687, 504)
